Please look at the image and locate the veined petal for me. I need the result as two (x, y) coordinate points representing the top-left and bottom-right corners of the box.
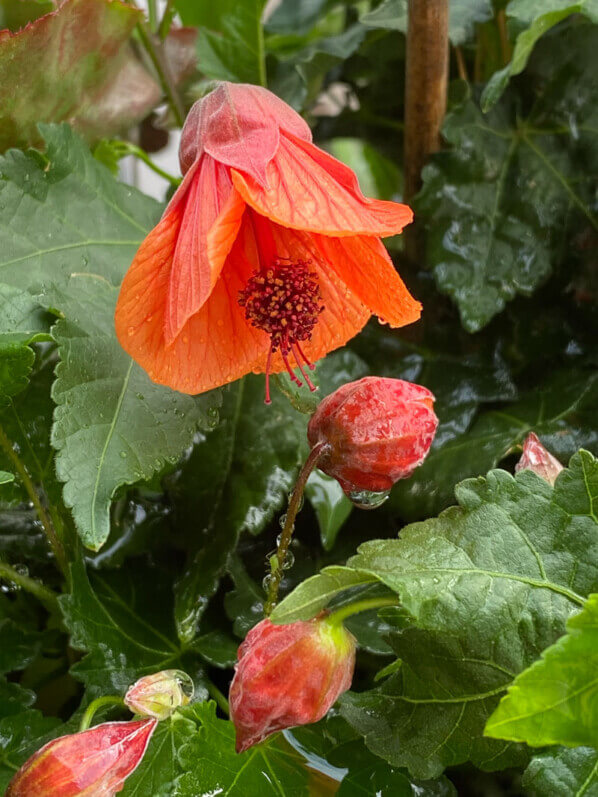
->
(232, 133), (413, 238)
(165, 155), (245, 345)
(116, 209), (269, 394)
(311, 233), (422, 328)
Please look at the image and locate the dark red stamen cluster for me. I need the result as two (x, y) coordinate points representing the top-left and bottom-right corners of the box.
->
(239, 258), (324, 403)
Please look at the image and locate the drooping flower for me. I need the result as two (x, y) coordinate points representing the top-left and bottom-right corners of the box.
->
(229, 615), (355, 752)
(307, 377), (438, 496)
(115, 82), (420, 401)
(6, 719), (157, 796)
(124, 669), (194, 720)
(515, 432), (563, 485)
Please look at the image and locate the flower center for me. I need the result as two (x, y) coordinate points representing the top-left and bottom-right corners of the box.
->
(238, 258), (324, 404)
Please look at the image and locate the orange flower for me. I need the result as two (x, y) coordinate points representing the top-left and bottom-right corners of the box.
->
(115, 82), (420, 400)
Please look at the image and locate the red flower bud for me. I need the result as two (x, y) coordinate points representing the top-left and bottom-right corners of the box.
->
(515, 432), (563, 485)
(229, 616), (356, 753)
(6, 719), (157, 797)
(124, 669), (194, 720)
(307, 377), (438, 496)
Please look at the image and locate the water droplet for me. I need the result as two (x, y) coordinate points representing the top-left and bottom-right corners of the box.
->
(282, 550), (295, 570)
(127, 326), (135, 337)
(348, 488), (391, 510)
(136, 393), (144, 400)
(120, 451), (127, 458)
(278, 513), (287, 530)
(14, 563), (29, 577)
(262, 574), (273, 591)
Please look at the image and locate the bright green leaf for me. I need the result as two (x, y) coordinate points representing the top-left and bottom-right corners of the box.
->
(485, 592), (598, 747)
(0, 471), (13, 484)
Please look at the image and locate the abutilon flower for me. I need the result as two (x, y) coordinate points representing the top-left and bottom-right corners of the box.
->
(515, 432), (563, 485)
(6, 719), (157, 796)
(307, 377), (438, 495)
(124, 669), (194, 720)
(115, 82), (420, 400)
(229, 615), (356, 752)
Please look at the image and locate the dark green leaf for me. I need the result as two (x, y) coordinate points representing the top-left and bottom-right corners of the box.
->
(60, 560), (185, 697)
(174, 701), (313, 796)
(335, 452), (598, 777)
(192, 630), (238, 669)
(485, 592), (598, 747)
(0, 619), (41, 674)
(523, 746), (598, 797)
(391, 368), (598, 520)
(481, 0), (598, 110)
(176, 0), (266, 84)
(418, 32), (598, 331)
(305, 470), (352, 551)
(361, 0), (493, 45)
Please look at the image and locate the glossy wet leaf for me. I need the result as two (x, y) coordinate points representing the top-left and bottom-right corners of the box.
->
(481, 0), (598, 110)
(60, 560), (185, 697)
(0, 619), (42, 674)
(523, 746), (598, 797)
(361, 0), (493, 44)
(0, 0), (147, 151)
(305, 470), (352, 551)
(50, 277), (218, 551)
(174, 701), (314, 796)
(391, 368), (598, 520)
(418, 29), (598, 331)
(335, 452), (598, 777)
(485, 592), (598, 747)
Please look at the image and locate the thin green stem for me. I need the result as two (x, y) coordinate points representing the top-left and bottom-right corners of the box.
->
(0, 424), (68, 577)
(328, 597), (399, 626)
(265, 442), (330, 615)
(207, 681), (230, 716)
(112, 141), (181, 186)
(79, 696), (126, 732)
(136, 22), (185, 127)
(0, 559), (59, 613)
(147, 0), (157, 31)
(158, 0), (176, 39)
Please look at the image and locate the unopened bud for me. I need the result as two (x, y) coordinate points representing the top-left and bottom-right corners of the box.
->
(515, 432), (563, 485)
(124, 669), (194, 720)
(6, 719), (156, 796)
(230, 615), (355, 752)
(308, 377), (438, 495)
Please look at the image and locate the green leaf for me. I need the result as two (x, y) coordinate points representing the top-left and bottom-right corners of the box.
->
(120, 711), (198, 797)
(0, 0), (54, 32)
(391, 368), (598, 520)
(192, 630), (238, 669)
(0, 619), (41, 674)
(481, 0), (598, 110)
(0, 471), (13, 484)
(174, 701), (313, 796)
(0, 678), (62, 792)
(418, 33), (598, 331)
(325, 138), (401, 200)
(175, 0), (266, 84)
(305, 470), (352, 551)
(523, 746), (598, 797)
(361, 0), (493, 44)
(271, 565), (377, 624)
(0, 0), (150, 151)
(334, 452), (598, 777)
(60, 560), (185, 697)
(50, 277), (218, 551)
(485, 592), (598, 747)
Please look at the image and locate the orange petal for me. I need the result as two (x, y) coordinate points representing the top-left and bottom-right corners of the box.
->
(309, 232), (421, 328)
(165, 155), (245, 345)
(232, 133), (413, 238)
(116, 209), (269, 394)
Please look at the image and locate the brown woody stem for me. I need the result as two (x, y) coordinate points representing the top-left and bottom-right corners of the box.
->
(264, 441), (330, 615)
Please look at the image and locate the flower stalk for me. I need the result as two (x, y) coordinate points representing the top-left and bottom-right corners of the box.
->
(79, 696), (126, 732)
(265, 441), (330, 615)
